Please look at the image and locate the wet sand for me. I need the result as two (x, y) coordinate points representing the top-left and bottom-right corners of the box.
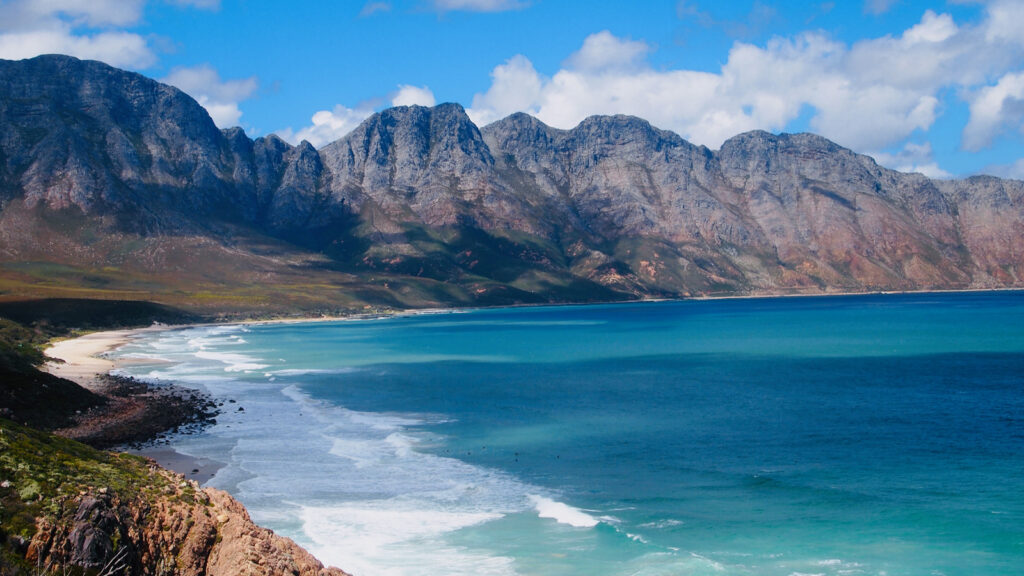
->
(128, 446), (225, 484)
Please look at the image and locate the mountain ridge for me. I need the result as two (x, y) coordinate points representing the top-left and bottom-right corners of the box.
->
(2, 54), (1023, 312)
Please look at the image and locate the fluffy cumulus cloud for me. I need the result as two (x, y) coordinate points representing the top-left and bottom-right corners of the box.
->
(280, 104), (376, 148)
(564, 30), (649, 72)
(391, 85), (436, 107)
(0, 0), (155, 68)
(161, 65), (259, 128)
(467, 55), (544, 126)
(464, 2), (1024, 178)
(281, 85), (435, 147)
(963, 71), (1024, 151)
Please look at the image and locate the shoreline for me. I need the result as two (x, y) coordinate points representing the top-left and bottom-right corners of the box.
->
(44, 286), (1024, 386)
(41, 285), (1024, 449)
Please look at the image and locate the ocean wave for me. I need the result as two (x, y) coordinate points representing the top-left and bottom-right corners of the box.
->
(194, 350), (269, 372)
(270, 367), (359, 377)
(298, 502), (513, 576)
(638, 518), (684, 529)
(528, 494), (599, 528)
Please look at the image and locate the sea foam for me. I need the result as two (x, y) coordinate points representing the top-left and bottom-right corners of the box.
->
(528, 495), (600, 528)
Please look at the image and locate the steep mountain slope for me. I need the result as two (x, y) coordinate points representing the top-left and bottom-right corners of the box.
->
(2, 54), (1023, 311)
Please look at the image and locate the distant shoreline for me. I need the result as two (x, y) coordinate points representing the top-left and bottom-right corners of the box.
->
(44, 286), (1024, 402)
(45, 286), (1024, 382)
(41, 286), (1024, 472)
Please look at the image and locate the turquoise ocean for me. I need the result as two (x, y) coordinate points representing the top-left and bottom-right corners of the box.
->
(111, 292), (1024, 575)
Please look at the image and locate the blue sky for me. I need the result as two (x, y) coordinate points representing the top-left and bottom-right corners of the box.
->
(2, 0), (1024, 179)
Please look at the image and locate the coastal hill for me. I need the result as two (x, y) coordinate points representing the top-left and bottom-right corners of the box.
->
(2, 54), (1023, 314)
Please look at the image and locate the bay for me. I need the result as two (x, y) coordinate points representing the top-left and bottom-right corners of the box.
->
(112, 292), (1024, 575)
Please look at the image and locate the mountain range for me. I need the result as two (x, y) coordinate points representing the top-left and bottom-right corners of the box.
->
(2, 54), (1023, 314)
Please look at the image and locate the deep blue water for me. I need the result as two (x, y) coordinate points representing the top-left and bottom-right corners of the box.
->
(113, 292), (1024, 575)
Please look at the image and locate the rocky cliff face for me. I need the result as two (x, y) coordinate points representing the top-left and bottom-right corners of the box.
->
(2, 54), (1023, 303)
(0, 419), (349, 576)
(30, 483), (347, 576)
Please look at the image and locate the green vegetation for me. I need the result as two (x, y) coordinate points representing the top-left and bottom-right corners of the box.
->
(0, 418), (172, 575)
(0, 299), (199, 336)
(0, 318), (45, 373)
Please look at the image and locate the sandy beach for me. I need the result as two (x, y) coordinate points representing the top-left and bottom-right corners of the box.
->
(41, 325), (224, 481)
(44, 328), (156, 390)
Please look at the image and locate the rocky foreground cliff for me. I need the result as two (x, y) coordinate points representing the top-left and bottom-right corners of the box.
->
(0, 418), (348, 576)
(2, 54), (1024, 312)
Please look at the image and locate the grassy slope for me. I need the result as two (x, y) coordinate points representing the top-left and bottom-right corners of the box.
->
(0, 317), (106, 430)
(0, 201), (630, 317)
(0, 417), (176, 575)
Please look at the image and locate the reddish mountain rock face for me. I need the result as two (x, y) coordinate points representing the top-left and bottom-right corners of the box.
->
(2, 54), (1023, 302)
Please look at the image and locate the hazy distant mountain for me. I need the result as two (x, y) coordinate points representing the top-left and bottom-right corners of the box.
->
(2, 54), (1022, 312)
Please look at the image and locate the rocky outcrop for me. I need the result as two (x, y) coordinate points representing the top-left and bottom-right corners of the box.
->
(29, 474), (348, 576)
(0, 419), (348, 576)
(2, 54), (1024, 303)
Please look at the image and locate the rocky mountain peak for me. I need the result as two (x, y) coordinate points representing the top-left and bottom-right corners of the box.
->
(0, 54), (235, 223)
(716, 129), (882, 194)
(2, 55), (1024, 304)
(318, 103), (500, 225)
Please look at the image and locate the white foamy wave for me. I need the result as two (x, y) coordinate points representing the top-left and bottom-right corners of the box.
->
(638, 518), (684, 529)
(115, 352), (173, 362)
(281, 385), (431, 430)
(194, 350), (269, 372)
(298, 502), (512, 576)
(528, 495), (599, 528)
(271, 367), (359, 377)
(329, 437), (392, 469)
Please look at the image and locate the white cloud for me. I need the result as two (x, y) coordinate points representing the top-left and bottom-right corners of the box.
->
(12, 0), (147, 28)
(283, 84), (438, 148)
(391, 85), (436, 107)
(280, 104), (376, 148)
(465, 4), (1024, 157)
(429, 0), (527, 12)
(871, 142), (953, 178)
(467, 55), (543, 126)
(902, 9), (957, 43)
(0, 29), (155, 68)
(0, 0), (154, 68)
(982, 0), (1024, 45)
(963, 71), (1024, 151)
(564, 31), (650, 72)
(161, 65), (259, 128)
